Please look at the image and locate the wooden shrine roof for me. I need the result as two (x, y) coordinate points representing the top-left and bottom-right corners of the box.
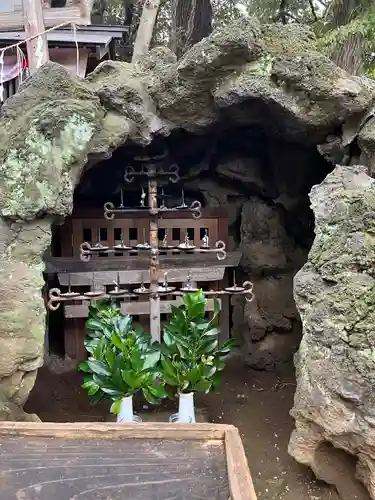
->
(0, 25), (126, 49)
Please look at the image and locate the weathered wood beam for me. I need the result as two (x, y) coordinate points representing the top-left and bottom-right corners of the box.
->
(23, 0), (49, 75)
(45, 251), (242, 274)
(65, 298), (220, 318)
(0, 421), (231, 440)
(57, 266), (225, 286)
(0, 5), (91, 31)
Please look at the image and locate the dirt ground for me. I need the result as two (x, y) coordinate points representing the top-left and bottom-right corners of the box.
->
(25, 357), (339, 500)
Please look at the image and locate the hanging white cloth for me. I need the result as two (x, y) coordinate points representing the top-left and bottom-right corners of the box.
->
(0, 51), (4, 103)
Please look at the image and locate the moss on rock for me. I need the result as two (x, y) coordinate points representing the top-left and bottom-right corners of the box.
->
(0, 17), (375, 426)
(0, 64), (103, 221)
(290, 166), (375, 498)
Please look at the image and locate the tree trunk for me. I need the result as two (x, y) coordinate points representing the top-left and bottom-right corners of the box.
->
(132, 0), (161, 62)
(91, 0), (105, 24)
(331, 32), (363, 75)
(170, 0), (213, 59)
(326, 0), (371, 74)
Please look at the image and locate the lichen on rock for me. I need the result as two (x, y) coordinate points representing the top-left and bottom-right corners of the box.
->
(0, 64), (102, 221)
(0, 17), (375, 445)
(289, 165), (375, 500)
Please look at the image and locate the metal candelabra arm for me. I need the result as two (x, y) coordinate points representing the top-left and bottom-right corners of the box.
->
(190, 200), (202, 220)
(243, 281), (255, 303)
(48, 288), (61, 311)
(215, 240), (227, 261)
(124, 165), (136, 183)
(80, 242), (92, 262)
(168, 164), (180, 183)
(124, 164), (180, 184)
(103, 201), (115, 220)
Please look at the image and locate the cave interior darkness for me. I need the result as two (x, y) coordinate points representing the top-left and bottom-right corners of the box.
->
(46, 124), (334, 363)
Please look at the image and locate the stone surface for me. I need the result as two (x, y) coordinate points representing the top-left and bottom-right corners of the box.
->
(358, 116), (375, 175)
(240, 275), (301, 369)
(0, 64), (102, 221)
(216, 157), (267, 195)
(240, 197), (305, 274)
(289, 165), (375, 500)
(186, 177), (246, 227)
(0, 16), (375, 433)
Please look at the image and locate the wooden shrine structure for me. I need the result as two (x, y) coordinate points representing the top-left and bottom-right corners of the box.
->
(0, 1), (127, 100)
(0, 1), (93, 30)
(46, 206), (242, 362)
(45, 152), (254, 363)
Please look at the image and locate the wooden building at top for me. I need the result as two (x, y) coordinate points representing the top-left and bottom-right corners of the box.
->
(0, 0), (128, 100)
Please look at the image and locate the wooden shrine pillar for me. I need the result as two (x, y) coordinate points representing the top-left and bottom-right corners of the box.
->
(23, 0), (49, 75)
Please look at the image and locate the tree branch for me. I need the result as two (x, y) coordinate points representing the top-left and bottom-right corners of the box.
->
(308, 0), (319, 21)
(277, 0), (288, 24)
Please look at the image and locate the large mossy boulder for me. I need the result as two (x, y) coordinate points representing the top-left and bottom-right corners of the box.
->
(289, 165), (375, 500)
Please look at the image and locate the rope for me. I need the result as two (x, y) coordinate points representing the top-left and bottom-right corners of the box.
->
(0, 20), (81, 101)
(16, 45), (26, 86)
(72, 22), (80, 77)
(0, 51), (4, 102)
(0, 20), (78, 55)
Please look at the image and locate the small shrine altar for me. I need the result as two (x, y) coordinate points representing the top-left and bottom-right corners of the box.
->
(45, 153), (252, 362)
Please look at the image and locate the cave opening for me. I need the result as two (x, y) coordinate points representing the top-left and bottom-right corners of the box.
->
(43, 123), (334, 372)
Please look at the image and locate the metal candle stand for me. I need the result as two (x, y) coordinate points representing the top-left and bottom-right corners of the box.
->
(48, 273), (255, 311)
(79, 239), (227, 262)
(47, 154), (255, 342)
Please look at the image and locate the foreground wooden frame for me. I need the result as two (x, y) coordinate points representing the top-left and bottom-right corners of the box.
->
(0, 422), (257, 500)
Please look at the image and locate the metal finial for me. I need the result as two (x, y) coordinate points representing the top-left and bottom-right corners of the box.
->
(201, 229), (209, 248)
(224, 269), (245, 294)
(177, 230), (196, 251)
(108, 271), (128, 297)
(140, 186), (146, 207)
(163, 230), (168, 247)
(134, 273), (151, 295)
(83, 272), (105, 298)
(112, 272), (120, 290)
(181, 270), (198, 292)
(178, 189), (188, 209)
(160, 188), (166, 210)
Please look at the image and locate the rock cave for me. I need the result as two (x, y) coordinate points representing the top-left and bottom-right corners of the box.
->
(46, 124), (332, 370)
(2, 16), (375, 500)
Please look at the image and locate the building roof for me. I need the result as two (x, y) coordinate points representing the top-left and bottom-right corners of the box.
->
(0, 1), (21, 14)
(0, 25), (127, 49)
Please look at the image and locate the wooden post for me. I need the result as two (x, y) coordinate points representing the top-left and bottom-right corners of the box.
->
(22, 0), (49, 75)
(148, 165), (160, 343)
